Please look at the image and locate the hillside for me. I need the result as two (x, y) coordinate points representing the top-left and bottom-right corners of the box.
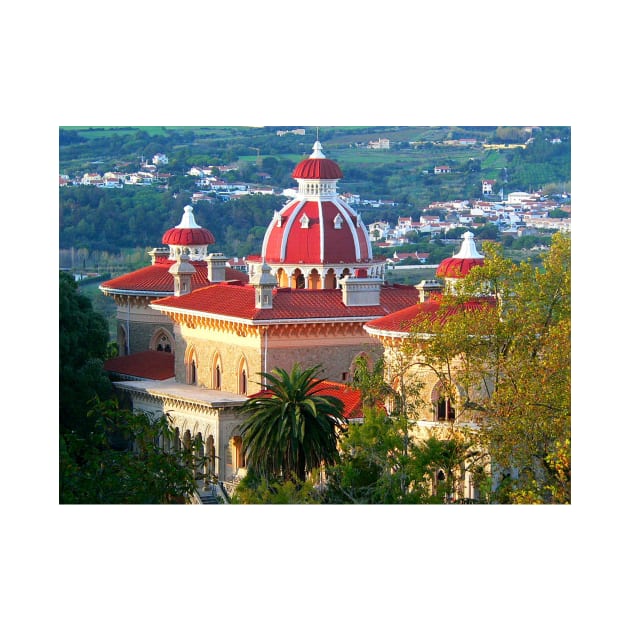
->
(59, 125), (570, 266)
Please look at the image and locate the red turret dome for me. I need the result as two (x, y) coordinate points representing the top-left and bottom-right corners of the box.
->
(291, 140), (343, 180)
(436, 257), (484, 278)
(292, 158), (343, 180)
(436, 231), (484, 279)
(162, 205), (215, 246)
(162, 227), (215, 246)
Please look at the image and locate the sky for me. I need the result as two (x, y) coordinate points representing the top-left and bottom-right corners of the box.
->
(5, 2), (628, 629)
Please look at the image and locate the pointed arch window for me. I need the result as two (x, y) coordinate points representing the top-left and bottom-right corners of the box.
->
(432, 382), (456, 422)
(232, 436), (246, 469)
(212, 353), (223, 390)
(152, 328), (174, 353)
(190, 360), (197, 385)
(238, 357), (249, 395)
(186, 347), (198, 385)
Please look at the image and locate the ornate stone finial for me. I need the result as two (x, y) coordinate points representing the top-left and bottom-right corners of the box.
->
(310, 141), (325, 159)
(176, 205), (202, 229)
(454, 231), (484, 259)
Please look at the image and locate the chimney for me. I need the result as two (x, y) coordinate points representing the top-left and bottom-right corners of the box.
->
(205, 252), (228, 283)
(339, 270), (383, 307)
(169, 253), (196, 296)
(416, 279), (442, 303)
(251, 261), (277, 309)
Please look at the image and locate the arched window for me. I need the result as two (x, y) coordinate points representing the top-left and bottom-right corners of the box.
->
(232, 436), (246, 469)
(185, 347), (198, 385)
(292, 268), (305, 289)
(212, 353), (222, 390)
(118, 325), (128, 356)
(432, 382), (456, 422)
(324, 269), (337, 289)
(151, 329), (174, 354)
(238, 357), (249, 395)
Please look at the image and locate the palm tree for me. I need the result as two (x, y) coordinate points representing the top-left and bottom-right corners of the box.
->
(238, 364), (346, 482)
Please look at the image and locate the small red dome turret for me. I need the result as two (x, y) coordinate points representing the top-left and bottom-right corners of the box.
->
(436, 257), (484, 279)
(162, 226), (215, 246)
(436, 231), (484, 280)
(162, 205), (215, 247)
(291, 141), (343, 180)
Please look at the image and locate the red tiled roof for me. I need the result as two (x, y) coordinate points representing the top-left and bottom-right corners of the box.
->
(152, 284), (419, 322)
(251, 380), (363, 420)
(100, 258), (248, 294)
(104, 350), (175, 380)
(365, 297), (496, 334)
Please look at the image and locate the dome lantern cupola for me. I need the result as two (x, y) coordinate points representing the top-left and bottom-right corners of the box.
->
(256, 141), (383, 292)
(436, 231), (485, 292)
(292, 141), (343, 197)
(162, 205), (215, 261)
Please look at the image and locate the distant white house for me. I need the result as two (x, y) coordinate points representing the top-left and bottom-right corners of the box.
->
(434, 165), (451, 174)
(367, 221), (391, 241)
(368, 138), (390, 150)
(507, 191), (537, 205)
(81, 172), (102, 186)
(277, 129), (306, 136)
(339, 192), (361, 205)
(153, 153), (168, 165)
(482, 179), (496, 195)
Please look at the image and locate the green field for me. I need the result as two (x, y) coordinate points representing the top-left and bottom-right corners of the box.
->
(60, 126), (255, 139)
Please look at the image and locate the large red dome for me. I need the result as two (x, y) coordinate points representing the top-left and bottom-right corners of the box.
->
(260, 140), (373, 269)
(262, 199), (370, 265)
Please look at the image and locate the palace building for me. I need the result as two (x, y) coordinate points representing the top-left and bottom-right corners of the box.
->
(100, 141), (489, 497)
(100, 142), (419, 484)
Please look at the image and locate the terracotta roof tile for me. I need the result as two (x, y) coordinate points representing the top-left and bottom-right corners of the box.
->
(152, 284), (419, 322)
(104, 350), (175, 380)
(100, 258), (248, 294)
(365, 297), (496, 334)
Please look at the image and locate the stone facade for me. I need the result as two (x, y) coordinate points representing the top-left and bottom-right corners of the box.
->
(173, 318), (384, 393)
(115, 297), (174, 355)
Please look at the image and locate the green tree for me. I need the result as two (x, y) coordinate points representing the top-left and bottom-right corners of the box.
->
(238, 364), (346, 482)
(408, 233), (571, 503)
(324, 407), (432, 504)
(59, 272), (113, 434)
(231, 471), (321, 504)
(352, 356), (395, 411)
(60, 398), (199, 504)
(411, 436), (488, 502)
